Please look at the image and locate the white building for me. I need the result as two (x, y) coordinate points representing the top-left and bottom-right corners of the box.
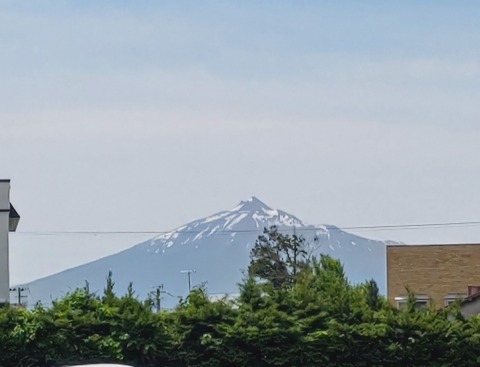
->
(0, 180), (20, 305)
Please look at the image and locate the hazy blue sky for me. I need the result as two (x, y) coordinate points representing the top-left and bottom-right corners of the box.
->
(2, 1), (480, 283)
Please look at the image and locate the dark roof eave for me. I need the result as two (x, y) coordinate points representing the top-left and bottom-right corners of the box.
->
(8, 203), (20, 232)
(462, 291), (480, 304)
(9, 204), (19, 219)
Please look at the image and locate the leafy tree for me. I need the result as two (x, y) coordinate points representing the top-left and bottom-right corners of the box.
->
(248, 226), (309, 288)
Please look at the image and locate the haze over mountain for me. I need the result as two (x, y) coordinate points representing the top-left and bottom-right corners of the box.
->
(23, 197), (393, 308)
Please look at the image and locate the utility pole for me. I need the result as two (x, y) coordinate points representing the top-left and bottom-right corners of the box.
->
(180, 269), (196, 292)
(154, 284), (163, 312)
(150, 284), (176, 311)
(9, 286), (27, 306)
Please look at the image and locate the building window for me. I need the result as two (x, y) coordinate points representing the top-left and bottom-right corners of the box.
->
(395, 295), (429, 309)
(444, 294), (466, 307)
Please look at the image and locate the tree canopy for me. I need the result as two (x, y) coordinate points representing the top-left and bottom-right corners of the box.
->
(248, 226), (309, 288)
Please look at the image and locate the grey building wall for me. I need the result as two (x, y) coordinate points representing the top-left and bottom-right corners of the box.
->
(0, 180), (11, 304)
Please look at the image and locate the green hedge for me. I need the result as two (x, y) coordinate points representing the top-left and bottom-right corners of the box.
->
(0, 258), (477, 367)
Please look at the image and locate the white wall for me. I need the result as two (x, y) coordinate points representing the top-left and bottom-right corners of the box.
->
(0, 181), (10, 304)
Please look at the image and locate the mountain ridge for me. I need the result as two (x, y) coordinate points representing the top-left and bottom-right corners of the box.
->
(23, 197), (392, 308)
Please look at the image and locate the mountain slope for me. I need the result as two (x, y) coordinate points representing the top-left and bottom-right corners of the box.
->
(24, 197), (391, 308)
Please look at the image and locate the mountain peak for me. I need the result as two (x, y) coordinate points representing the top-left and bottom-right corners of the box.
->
(233, 196), (272, 212)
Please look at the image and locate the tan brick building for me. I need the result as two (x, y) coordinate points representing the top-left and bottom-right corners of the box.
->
(387, 244), (480, 309)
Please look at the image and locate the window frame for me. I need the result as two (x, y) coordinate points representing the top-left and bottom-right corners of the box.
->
(444, 293), (466, 307)
(395, 295), (430, 309)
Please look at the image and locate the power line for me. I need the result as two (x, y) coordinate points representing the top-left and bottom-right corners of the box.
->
(12, 231), (161, 235)
(342, 221), (480, 231)
(9, 220), (480, 237)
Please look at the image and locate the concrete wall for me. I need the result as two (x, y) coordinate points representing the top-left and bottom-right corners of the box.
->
(461, 299), (480, 318)
(0, 180), (10, 304)
(387, 244), (480, 308)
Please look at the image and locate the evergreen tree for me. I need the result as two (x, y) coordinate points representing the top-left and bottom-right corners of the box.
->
(365, 278), (382, 312)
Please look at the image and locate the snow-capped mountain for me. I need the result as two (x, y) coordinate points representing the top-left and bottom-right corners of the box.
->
(24, 197), (392, 308)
